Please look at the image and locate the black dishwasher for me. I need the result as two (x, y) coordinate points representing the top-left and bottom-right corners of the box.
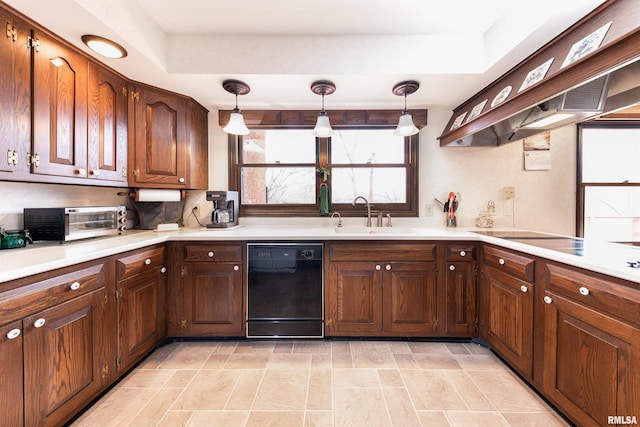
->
(247, 242), (324, 338)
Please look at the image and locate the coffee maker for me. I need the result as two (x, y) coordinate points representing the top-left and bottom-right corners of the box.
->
(206, 191), (239, 228)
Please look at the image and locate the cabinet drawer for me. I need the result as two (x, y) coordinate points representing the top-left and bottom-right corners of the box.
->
(329, 242), (437, 262)
(446, 243), (476, 261)
(183, 244), (243, 263)
(546, 263), (640, 326)
(117, 246), (165, 280)
(483, 245), (534, 282)
(0, 261), (106, 325)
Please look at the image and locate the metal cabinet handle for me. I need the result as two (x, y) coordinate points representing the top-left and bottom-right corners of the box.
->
(145, 258), (152, 265)
(498, 258), (505, 265)
(544, 296), (553, 304)
(7, 329), (21, 340)
(385, 265), (391, 271)
(449, 265), (456, 271)
(208, 251), (215, 258)
(579, 286), (590, 296)
(375, 265), (381, 271)
(520, 285), (528, 293)
(34, 318), (46, 328)
(69, 281), (81, 291)
(460, 251), (466, 257)
(161, 267), (167, 273)
(234, 265), (239, 271)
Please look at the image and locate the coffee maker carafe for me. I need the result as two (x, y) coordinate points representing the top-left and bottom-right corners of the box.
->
(206, 191), (239, 228)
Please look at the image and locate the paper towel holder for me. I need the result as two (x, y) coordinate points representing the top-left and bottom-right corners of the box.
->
(117, 189), (189, 202)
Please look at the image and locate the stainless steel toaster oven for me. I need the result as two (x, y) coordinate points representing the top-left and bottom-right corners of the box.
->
(24, 206), (127, 242)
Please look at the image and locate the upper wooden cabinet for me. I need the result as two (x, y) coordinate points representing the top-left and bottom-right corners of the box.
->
(0, 7), (31, 175)
(87, 62), (128, 183)
(31, 28), (88, 179)
(128, 84), (208, 189)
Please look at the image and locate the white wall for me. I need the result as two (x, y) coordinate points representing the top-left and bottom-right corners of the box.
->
(0, 108), (577, 235)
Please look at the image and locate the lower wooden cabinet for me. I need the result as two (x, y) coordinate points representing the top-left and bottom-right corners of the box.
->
(168, 243), (244, 337)
(443, 243), (477, 336)
(23, 288), (109, 427)
(0, 320), (24, 426)
(116, 246), (166, 373)
(480, 246), (535, 379)
(325, 242), (438, 337)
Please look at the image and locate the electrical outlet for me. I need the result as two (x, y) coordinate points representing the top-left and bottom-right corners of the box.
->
(192, 204), (201, 215)
(504, 202), (513, 216)
(425, 203), (433, 217)
(504, 186), (515, 199)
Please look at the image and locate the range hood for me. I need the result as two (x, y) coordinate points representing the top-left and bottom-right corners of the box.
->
(446, 61), (640, 147)
(438, 0), (640, 147)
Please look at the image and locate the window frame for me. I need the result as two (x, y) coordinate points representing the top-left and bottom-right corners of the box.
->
(577, 121), (640, 240)
(228, 126), (419, 217)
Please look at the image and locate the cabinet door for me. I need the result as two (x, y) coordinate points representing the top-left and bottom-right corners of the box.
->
(444, 261), (477, 336)
(482, 265), (533, 378)
(182, 262), (243, 336)
(130, 85), (187, 187)
(87, 62), (127, 183)
(326, 261), (382, 335)
(0, 7), (31, 175)
(0, 320), (23, 426)
(117, 267), (166, 372)
(543, 291), (640, 427)
(32, 29), (88, 178)
(23, 289), (107, 427)
(382, 261), (437, 335)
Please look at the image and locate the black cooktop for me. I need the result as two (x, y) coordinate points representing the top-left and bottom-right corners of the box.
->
(473, 230), (585, 256)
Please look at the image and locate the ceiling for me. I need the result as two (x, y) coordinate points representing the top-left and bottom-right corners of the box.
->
(6, 0), (607, 113)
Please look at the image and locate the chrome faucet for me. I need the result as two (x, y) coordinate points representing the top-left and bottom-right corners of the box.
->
(352, 196), (372, 227)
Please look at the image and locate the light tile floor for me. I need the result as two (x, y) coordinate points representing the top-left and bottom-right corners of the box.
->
(71, 340), (570, 427)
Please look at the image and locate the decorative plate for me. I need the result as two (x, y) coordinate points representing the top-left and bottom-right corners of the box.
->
(450, 112), (467, 130)
(561, 21), (612, 69)
(466, 99), (488, 122)
(491, 86), (512, 108)
(519, 58), (554, 93)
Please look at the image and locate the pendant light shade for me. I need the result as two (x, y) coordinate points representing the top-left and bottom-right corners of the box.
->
(222, 80), (251, 136)
(393, 81), (420, 136)
(311, 80), (336, 137)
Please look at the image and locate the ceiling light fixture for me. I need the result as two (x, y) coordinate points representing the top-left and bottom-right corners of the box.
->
(81, 35), (127, 59)
(393, 81), (420, 136)
(311, 80), (336, 137)
(222, 79), (251, 136)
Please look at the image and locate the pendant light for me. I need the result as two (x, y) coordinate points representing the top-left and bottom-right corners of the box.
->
(393, 81), (420, 136)
(222, 79), (251, 136)
(311, 80), (336, 137)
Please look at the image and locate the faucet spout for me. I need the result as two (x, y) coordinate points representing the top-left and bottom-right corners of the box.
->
(352, 196), (372, 227)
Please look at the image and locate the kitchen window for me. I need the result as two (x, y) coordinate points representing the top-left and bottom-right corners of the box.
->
(578, 123), (640, 242)
(229, 128), (418, 217)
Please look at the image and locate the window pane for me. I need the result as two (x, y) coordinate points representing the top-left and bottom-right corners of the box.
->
(243, 129), (316, 164)
(584, 186), (640, 240)
(241, 167), (315, 204)
(582, 128), (640, 182)
(331, 167), (406, 203)
(331, 129), (405, 164)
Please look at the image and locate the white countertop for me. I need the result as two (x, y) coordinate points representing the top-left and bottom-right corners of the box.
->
(2, 225), (640, 285)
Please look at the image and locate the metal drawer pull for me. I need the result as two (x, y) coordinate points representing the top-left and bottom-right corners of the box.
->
(460, 251), (466, 257)
(449, 265), (456, 271)
(579, 286), (590, 296)
(7, 329), (21, 340)
(375, 265), (381, 271)
(385, 265), (392, 271)
(145, 258), (152, 265)
(544, 296), (553, 304)
(498, 258), (505, 265)
(69, 281), (81, 291)
(234, 265), (239, 271)
(520, 285), (528, 293)
(208, 251), (215, 258)
(34, 318), (46, 328)
(161, 267), (167, 273)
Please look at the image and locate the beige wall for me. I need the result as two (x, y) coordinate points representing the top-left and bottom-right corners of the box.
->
(0, 108), (577, 235)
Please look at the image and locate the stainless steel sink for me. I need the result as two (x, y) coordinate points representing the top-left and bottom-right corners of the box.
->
(334, 226), (417, 234)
